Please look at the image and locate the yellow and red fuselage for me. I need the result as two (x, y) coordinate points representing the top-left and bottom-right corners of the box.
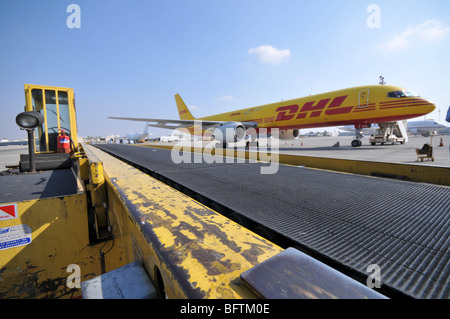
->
(195, 85), (435, 133)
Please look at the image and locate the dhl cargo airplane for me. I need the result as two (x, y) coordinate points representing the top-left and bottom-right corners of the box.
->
(109, 85), (435, 147)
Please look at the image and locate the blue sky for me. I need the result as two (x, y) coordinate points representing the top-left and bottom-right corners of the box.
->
(1, 0), (449, 140)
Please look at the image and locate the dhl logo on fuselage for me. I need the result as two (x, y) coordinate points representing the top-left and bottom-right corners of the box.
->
(274, 95), (351, 121)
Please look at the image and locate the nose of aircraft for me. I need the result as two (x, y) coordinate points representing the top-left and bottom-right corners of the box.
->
(422, 98), (436, 114)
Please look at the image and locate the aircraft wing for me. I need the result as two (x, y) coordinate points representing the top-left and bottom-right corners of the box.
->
(108, 116), (258, 130)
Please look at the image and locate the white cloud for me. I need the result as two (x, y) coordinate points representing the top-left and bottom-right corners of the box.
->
(379, 20), (449, 52)
(217, 95), (235, 101)
(248, 45), (291, 65)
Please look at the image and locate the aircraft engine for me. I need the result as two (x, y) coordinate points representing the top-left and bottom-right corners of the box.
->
(213, 122), (246, 143)
(279, 129), (300, 140)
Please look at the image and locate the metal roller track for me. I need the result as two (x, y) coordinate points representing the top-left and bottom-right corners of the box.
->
(95, 144), (449, 299)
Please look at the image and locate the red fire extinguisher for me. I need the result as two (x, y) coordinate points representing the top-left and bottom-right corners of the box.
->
(57, 130), (71, 153)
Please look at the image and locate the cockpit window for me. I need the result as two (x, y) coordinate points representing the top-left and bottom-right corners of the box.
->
(387, 91), (405, 98)
(403, 90), (419, 97)
(387, 90), (420, 98)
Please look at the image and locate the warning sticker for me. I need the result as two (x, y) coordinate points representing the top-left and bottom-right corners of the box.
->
(0, 224), (32, 250)
(0, 203), (18, 221)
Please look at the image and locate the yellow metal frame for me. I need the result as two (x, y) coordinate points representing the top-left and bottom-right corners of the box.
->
(0, 191), (125, 298)
(24, 84), (79, 153)
(85, 144), (283, 298)
(79, 144), (110, 239)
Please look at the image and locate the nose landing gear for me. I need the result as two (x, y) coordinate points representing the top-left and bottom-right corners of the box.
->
(351, 128), (363, 147)
(351, 139), (362, 147)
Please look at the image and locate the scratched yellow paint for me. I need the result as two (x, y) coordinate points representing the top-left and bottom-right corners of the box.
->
(86, 144), (283, 299)
(153, 227), (176, 248)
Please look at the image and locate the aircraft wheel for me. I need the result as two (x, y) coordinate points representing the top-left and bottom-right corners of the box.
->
(351, 140), (361, 147)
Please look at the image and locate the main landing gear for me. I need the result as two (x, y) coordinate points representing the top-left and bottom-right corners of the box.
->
(246, 141), (259, 149)
(246, 134), (259, 149)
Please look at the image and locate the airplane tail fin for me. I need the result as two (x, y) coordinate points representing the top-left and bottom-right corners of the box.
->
(144, 122), (150, 134)
(175, 94), (195, 120)
(446, 105), (450, 123)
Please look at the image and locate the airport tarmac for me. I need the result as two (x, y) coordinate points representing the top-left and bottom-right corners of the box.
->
(0, 145), (27, 171)
(276, 135), (450, 167)
(147, 135), (450, 167)
(1, 135), (449, 172)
